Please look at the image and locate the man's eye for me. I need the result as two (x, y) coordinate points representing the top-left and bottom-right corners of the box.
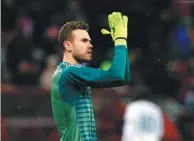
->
(82, 39), (91, 43)
(82, 39), (87, 42)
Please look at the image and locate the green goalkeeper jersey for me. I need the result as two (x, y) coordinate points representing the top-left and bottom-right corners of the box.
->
(51, 45), (130, 141)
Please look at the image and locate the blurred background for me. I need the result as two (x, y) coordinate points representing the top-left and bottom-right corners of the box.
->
(1, 0), (194, 141)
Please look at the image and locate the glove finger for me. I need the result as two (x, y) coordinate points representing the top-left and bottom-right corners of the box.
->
(101, 29), (111, 35)
(115, 12), (123, 25)
(112, 12), (117, 16)
(111, 12), (117, 24)
(108, 14), (114, 29)
(122, 15), (128, 27)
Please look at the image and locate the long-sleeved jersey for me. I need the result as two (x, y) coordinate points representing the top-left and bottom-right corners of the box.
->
(51, 45), (130, 141)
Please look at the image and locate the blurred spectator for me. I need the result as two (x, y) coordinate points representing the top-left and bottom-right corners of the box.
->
(46, 128), (60, 141)
(16, 11), (34, 38)
(64, 0), (88, 22)
(1, 31), (13, 83)
(162, 113), (181, 141)
(1, 117), (9, 141)
(6, 30), (40, 85)
(121, 87), (164, 141)
(40, 54), (58, 91)
(184, 88), (194, 114)
(177, 111), (194, 140)
(40, 25), (59, 55)
(98, 98), (126, 141)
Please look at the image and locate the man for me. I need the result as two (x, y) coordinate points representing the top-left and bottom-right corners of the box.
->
(121, 88), (164, 141)
(51, 12), (130, 141)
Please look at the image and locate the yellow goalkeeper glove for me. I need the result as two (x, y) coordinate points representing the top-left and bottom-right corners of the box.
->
(101, 12), (128, 47)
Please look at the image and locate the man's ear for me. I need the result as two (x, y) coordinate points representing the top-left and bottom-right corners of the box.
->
(63, 40), (72, 52)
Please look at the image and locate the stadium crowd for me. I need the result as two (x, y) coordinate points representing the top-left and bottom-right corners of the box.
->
(1, 0), (194, 141)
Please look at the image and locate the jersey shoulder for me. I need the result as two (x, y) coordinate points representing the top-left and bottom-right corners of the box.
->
(52, 62), (82, 80)
(52, 62), (71, 81)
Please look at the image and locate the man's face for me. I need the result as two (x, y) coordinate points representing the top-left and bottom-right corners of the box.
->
(70, 29), (93, 63)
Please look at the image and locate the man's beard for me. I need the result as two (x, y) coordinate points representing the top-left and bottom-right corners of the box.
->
(74, 54), (91, 64)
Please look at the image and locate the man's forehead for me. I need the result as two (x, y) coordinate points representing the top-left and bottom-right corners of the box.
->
(72, 29), (91, 39)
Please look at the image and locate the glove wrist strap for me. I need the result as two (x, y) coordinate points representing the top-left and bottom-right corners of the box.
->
(114, 38), (127, 47)
(114, 37), (127, 41)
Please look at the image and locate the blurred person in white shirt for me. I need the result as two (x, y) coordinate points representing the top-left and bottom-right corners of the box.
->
(40, 54), (58, 91)
(121, 87), (164, 141)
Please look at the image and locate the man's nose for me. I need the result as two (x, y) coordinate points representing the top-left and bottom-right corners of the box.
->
(89, 42), (93, 48)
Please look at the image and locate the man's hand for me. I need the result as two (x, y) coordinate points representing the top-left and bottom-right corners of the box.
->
(101, 12), (128, 46)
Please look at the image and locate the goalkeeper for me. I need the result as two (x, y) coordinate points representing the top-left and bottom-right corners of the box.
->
(51, 12), (130, 141)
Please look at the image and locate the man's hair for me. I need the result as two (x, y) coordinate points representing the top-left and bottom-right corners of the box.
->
(58, 21), (89, 47)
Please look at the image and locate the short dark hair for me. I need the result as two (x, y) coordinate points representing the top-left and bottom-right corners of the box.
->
(58, 21), (89, 47)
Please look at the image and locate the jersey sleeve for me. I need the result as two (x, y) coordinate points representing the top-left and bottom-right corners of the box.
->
(125, 50), (130, 82)
(62, 46), (130, 88)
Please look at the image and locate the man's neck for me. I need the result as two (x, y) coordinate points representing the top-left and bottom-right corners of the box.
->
(62, 53), (79, 65)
